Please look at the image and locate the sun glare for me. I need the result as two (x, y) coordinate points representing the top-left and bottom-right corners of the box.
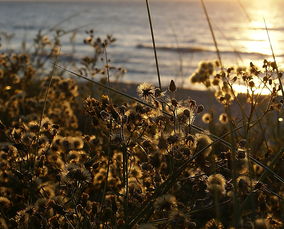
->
(242, 20), (280, 56)
(232, 84), (272, 95)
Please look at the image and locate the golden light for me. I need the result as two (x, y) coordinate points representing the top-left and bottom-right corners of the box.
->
(232, 73), (279, 96)
(241, 20), (281, 56)
(230, 0), (284, 95)
(232, 84), (272, 95)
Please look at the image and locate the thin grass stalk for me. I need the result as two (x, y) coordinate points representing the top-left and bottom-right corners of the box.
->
(43, 9), (89, 36)
(169, 23), (185, 87)
(262, 188), (284, 200)
(244, 91), (257, 197)
(212, 21), (244, 64)
(120, 119), (129, 225)
(200, 0), (223, 69)
(226, 78), (249, 130)
(57, 23), (93, 38)
(122, 144), (129, 224)
(145, 0), (162, 89)
(255, 113), (269, 151)
(38, 78), (54, 125)
(55, 64), (284, 184)
(104, 46), (111, 93)
(100, 47), (112, 216)
(225, 106), (241, 227)
(100, 121), (112, 212)
(237, 0), (252, 22)
(249, 156), (284, 184)
(38, 62), (57, 127)
(64, 216), (76, 229)
(34, 51), (60, 164)
(264, 18), (284, 99)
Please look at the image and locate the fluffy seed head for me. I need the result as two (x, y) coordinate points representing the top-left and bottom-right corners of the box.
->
(218, 113), (228, 124)
(154, 194), (177, 210)
(207, 174), (226, 196)
(204, 218), (224, 229)
(195, 134), (213, 158)
(137, 83), (155, 100)
(202, 113), (212, 124)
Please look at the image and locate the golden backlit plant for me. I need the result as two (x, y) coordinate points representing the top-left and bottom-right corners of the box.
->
(0, 3), (283, 228)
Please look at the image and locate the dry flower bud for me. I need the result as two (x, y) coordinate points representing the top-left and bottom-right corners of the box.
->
(169, 80), (177, 92)
(189, 99), (196, 108)
(271, 61), (277, 70)
(171, 99), (178, 107)
(237, 150), (246, 159)
(154, 88), (162, 97)
(183, 109), (190, 117)
(212, 78), (220, 85)
(185, 135), (195, 144)
(196, 105), (204, 113)
(249, 81), (255, 88)
(215, 60), (220, 67)
(219, 113), (228, 124)
(239, 139), (247, 148)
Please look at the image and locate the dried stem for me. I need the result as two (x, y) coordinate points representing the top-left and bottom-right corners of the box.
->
(145, 0), (162, 89)
(35, 50), (60, 160)
(200, 0), (223, 69)
(264, 18), (284, 99)
(237, 0), (252, 22)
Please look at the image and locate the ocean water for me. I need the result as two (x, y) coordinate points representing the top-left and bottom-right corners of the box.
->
(1, 0), (284, 90)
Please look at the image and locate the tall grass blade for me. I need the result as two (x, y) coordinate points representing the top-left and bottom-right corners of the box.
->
(43, 9), (89, 36)
(264, 18), (284, 99)
(200, 0), (223, 69)
(35, 51), (60, 156)
(145, 0), (162, 89)
(237, 0), (252, 22)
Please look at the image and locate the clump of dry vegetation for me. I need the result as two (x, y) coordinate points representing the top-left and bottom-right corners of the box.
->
(0, 3), (283, 228)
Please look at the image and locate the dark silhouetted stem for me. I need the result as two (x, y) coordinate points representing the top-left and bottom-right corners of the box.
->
(264, 18), (284, 99)
(146, 0), (162, 89)
(200, 0), (223, 69)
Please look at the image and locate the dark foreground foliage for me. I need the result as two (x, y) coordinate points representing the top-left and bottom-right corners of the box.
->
(0, 31), (283, 229)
